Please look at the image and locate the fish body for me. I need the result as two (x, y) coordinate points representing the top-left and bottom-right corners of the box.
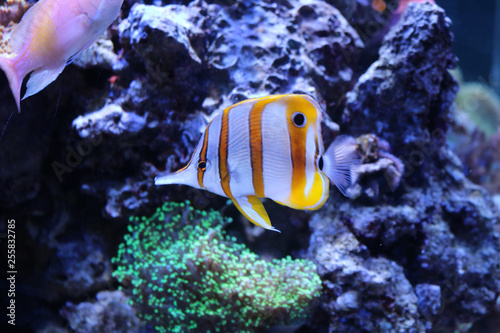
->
(0, 0), (124, 111)
(155, 94), (358, 232)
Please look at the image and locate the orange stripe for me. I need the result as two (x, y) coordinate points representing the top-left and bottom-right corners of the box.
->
(197, 126), (210, 188)
(219, 109), (232, 197)
(287, 96), (311, 204)
(249, 101), (266, 197)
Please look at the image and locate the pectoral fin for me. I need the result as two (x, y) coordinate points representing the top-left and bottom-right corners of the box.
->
(23, 64), (66, 100)
(232, 196), (280, 232)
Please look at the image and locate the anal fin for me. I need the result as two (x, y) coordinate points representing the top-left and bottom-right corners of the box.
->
(22, 64), (66, 100)
(232, 196), (280, 232)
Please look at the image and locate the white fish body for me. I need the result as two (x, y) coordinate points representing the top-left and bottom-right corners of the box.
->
(156, 94), (358, 232)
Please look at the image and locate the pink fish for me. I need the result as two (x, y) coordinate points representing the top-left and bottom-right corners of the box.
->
(0, 0), (123, 112)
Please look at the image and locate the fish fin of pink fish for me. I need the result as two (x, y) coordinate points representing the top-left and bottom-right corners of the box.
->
(0, 55), (22, 112)
(23, 65), (66, 101)
(232, 195), (281, 233)
(322, 135), (359, 197)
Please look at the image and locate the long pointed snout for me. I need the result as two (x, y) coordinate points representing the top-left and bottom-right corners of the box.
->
(155, 167), (200, 189)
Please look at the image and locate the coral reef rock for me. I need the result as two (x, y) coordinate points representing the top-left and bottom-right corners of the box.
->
(118, 2), (206, 110)
(73, 104), (147, 138)
(42, 236), (112, 302)
(308, 203), (424, 332)
(60, 290), (142, 333)
(342, 2), (457, 165)
(73, 36), (127, 71)
(206, 0), (364, 112)
(307, 3), (500, 333)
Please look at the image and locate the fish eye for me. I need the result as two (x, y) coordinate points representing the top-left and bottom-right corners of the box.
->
(318, 156), (324, 170)
(292, 112), (306, 127)
(198, 160), (207, 170)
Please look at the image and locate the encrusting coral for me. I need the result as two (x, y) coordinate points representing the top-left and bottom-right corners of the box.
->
(112, 201), (322, 333)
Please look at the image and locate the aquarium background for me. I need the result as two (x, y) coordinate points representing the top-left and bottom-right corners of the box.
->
(0, 0), (499, 332)
(440, 0), (494, 82)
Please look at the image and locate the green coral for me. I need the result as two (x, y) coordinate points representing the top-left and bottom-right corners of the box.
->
(111, 201), (322, 333)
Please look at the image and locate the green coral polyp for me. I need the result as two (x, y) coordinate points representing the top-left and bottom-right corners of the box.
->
(112, 201), (321, 332)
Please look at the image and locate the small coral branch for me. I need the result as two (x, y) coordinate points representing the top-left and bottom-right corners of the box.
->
(112, 201), (321, 333)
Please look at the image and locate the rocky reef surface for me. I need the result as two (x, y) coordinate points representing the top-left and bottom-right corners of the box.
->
(0, 0), (499, 332)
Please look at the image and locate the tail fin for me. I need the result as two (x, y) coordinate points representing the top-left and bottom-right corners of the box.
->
(0, 55), (22, 112)
(322, 135), (359, 197)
